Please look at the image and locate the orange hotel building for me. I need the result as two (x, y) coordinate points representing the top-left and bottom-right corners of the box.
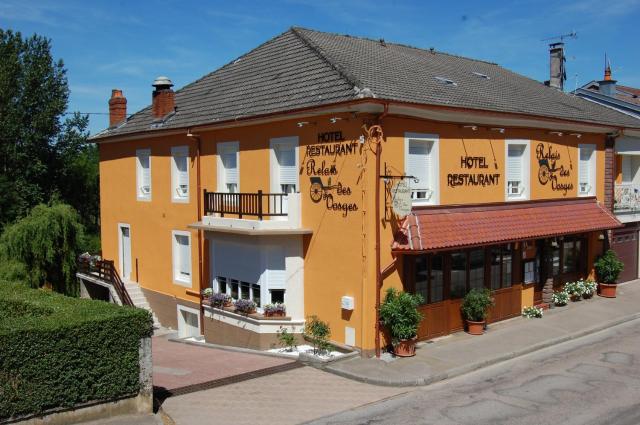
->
(91, 28), (640, 355)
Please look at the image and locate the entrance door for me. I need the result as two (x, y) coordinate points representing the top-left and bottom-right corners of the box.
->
(612, 224), (639, 282)
(119, 224), (132, 280)
(177, 306), (200, 338)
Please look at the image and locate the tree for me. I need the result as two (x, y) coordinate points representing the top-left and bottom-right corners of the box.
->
(53, 112), (100, 234)
(0, 28), (99, 240)
(0, 203), (84, 296)
(0, 29), (69, 227)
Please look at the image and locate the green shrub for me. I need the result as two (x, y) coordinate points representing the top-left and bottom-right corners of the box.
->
(461, 288), (494, 322)
(304, 315), (331, 355)
(379, 288), (423, 344)
(0, 281), (153, 420)
(0, 203), (85, 296)
(594, 249), (624, 284)
(277, 326), (297, 352)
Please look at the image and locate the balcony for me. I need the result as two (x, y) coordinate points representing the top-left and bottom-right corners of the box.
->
(191, 190), (311, 235)
(614, 183), (640, 221)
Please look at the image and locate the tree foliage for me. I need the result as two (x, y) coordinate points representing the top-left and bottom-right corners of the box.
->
(0, 28), (98, 234)
(0, 203), (84, 296)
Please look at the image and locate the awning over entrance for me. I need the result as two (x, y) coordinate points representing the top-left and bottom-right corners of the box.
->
(392, 197), (622, 253)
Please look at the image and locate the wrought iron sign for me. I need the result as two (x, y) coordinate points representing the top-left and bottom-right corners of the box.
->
(536, 143), (573, 195)
(447, 155), (501, 187)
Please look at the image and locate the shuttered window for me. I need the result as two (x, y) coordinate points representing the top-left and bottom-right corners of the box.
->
(171, 146), (189, 201)
(578, 145), (595, 196)
(222, 151), (238, 193)
(136, 149), (151, 199)
(276, 144), (297, 193)
(173, 232), (191, 285)
(407, 139), (434, 202)
(506, 141), (529, 200)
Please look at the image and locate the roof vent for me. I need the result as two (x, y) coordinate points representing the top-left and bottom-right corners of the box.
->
(435, 76), (457, 86)
(472, 72), (490, 79)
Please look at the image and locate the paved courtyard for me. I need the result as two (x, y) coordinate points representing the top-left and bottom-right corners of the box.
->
(160, 365), (407, 425)
(152, 336), (295, 394)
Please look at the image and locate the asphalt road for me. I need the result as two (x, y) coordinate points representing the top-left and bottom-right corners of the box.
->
(307, 319), (640, 425)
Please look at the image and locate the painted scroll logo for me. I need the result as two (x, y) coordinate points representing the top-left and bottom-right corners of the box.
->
(536, 143), (574, 195)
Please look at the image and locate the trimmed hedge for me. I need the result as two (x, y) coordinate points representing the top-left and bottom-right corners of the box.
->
(0, 281), (153, 420)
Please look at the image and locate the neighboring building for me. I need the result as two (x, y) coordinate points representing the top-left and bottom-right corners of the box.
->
(576, 63), (640, 282)
(88, 28), (640, 355)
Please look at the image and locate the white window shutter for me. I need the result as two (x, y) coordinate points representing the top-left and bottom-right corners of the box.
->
(277, 146), (297, 186)
(223, 152), (238, 185)
(579, 146), (592, 188)
(177, 235), (190, 276)
(507, 145), (523, 183)
(175, 155), (188, 197)
(140, 154), (151, 191)
(407, 141), (431, 190)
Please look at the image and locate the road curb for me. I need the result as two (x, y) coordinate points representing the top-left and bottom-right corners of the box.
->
(323, 312), (640, 387)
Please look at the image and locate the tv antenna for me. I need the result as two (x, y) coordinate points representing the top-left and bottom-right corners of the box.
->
(542, 30), (577, 43)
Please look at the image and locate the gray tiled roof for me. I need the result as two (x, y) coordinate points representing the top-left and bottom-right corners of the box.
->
(93, 27), (640, 139)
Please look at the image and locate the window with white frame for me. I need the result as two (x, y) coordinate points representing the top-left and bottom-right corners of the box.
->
(505, 141), (529, 200)
(217, 142), (239, 193)
(172, 231), (191, 285)
(216, 276), (261, 307)
(405, 134), (439, 204)
(578, 144), (596, 196)
(171, 146), (189, 201)
(136, 149), (151, 200)
(273, 141), (298, 194)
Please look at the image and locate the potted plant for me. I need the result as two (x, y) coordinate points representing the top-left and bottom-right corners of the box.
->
(210, 292), (232, 308)
(594, 250), (624, 298)
(201, 287), (213, 299)
(234, 299), (257, 314)
(264, 303), (286, 317)
(460, 288), (494, 335)
(564, 280), (586, 302)
(552, 290), (569, 307)
(522, 306), (543, 318)
(379, 288), (423, 357)
(583, 279), (597, 299)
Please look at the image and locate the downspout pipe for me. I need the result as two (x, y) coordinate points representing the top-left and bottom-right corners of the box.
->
(187, 130), (205, 335)
(374, 103), (389, 358)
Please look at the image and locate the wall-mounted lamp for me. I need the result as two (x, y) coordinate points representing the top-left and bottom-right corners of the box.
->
(297, 121), (310, 128)
(549, 131), (563, 136)
(463, 125), (478, 131)
(490, 127), (505, 133)
(598, 232), (606, 241)
(329, 117), (343, 124)
(570, 133), (582, 138)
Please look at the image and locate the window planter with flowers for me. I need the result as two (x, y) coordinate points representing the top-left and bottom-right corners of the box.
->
(234, 299), (257, 315)
(263, 303), (286, 318)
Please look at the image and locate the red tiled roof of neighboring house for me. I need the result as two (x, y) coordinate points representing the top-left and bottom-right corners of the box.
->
(392, 198), (621, 253)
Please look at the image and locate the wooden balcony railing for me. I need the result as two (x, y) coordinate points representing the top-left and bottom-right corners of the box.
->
(77, 257), (134, 307)
(203, 190), (288, 220)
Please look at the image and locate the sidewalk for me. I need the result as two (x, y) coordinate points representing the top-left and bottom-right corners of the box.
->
(326, 281), (640, 387)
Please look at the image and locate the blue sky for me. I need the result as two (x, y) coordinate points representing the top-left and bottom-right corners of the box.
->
(2, 0), (639, 134)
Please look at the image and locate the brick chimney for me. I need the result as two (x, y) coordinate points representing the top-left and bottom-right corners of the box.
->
(599, 55), (617, 97)
(108, 89), (127, 127)
(152, 76), (175, 119)
(547, 42), (566, 91)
